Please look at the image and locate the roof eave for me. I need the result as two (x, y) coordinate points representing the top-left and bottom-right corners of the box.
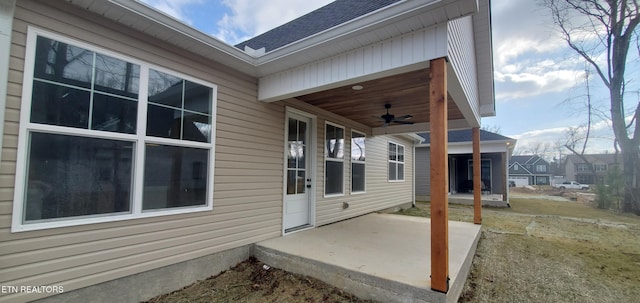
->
(254, 0), (480, 74)
(105, 0), (257, 72)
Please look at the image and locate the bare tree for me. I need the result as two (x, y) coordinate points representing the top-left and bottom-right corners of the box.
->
(542, 0), (640, 214)
(480, 124), (502, 134)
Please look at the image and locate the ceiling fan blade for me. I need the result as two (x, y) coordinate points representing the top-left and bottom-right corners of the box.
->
(393, 120), (414, 125)
(395, 115), (412, 120)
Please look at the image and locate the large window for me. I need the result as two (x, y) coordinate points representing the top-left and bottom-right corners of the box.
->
(351, 131), (366, 193)
(594, 164), (607, 172)
(13, 29), (216, 231)
(388, 142), (405, 181)
(576, 163), (591, 172)
(325, 123), (344, 196)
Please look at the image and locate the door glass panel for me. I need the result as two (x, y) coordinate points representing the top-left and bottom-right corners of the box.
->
(297, 171), (306, 194)
(298, 120), (307, 145)
(287, 170), (296, 194)
(287, 117), (308, 195)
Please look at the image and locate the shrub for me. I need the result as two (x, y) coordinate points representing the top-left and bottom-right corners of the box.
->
(595, 166), (623, 210)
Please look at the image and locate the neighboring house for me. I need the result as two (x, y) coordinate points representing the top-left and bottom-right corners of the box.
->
(415, 129), (516, 206)
(509, 155), (552, 185)
(564, 154), (622, 184)
(0, 0), (495, 302)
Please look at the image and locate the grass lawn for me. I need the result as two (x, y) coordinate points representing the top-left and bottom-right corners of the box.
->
(398, 198), (640, 303)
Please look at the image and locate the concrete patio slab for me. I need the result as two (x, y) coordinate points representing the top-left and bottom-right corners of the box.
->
(255, 213), (481, 303)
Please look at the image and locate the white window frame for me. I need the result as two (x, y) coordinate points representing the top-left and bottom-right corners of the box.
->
(536, 164), (547, 172)
(594, 164), (607, 172)
(12, 27), (217, 232)
(350, 130), (366, 194)
(388, 141), (405, 182)
(324, 122), (345, 197)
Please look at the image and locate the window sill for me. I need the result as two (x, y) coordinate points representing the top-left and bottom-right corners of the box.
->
(11, 205), (212, 233)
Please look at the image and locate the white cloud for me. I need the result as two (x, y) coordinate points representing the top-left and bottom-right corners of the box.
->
(213, 0), (333, 44)
(510, 118), (618, 156)
(489, 0), (592, 102)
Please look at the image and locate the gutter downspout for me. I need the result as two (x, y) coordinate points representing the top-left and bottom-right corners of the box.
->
(0, 0), (16, 164)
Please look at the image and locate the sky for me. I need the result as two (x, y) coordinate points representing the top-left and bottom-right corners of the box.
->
(139, 0), (638, 160)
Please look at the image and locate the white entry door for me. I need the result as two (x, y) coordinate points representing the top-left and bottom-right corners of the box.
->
(284, 112), (313, 232)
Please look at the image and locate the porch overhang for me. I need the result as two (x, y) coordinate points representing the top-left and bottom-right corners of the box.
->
(67, 0), (493, 135)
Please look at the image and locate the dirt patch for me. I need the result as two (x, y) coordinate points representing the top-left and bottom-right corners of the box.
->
(144, 195), (640, 303)
(143, 257), (375, 303)
(440, 198), (640, 303)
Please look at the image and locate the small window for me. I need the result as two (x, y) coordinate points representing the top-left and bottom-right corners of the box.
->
(351, 131), (365, 193)
(325, 123), (344, 195)
(388, 142), (405, 181)
(536, 164), (546, 172)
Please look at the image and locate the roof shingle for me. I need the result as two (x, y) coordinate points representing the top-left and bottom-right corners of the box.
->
(235, 0), (402, 52)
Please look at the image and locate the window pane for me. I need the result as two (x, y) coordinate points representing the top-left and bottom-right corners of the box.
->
(298, 121), (307, 145)
(24, 133), (133, 221)
(351, 133), (365, 161)
(389, 143), (396, 161)
(326, 124), (344, 159)
(31, 81), (90, 128)
(34, 36), (93, 89)
(184, 80), (211, 114)
(148, 69), (183, 108)
(397, 163), (404, 180)
(288, 118), (297, 142)
(183, 112), (210, 142)
(146, 104), (181, 139)
(297, 170), (306, 194)
(325, 161), (343, 195)
(92, 93), (137, 134)
(289, 142), (305, 170)
(286, 170), (296, 195)
(143, 144), (208, 210)
(94, 54), (140, 98)
(352, 163), (365, 192)
(398, 145), (404, 162)
(389, 162), (397, 180)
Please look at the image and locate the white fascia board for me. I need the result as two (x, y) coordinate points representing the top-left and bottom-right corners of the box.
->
(474, 0), (496, 117)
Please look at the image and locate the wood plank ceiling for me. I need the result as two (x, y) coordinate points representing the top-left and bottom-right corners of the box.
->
(295, 68), (464, 129)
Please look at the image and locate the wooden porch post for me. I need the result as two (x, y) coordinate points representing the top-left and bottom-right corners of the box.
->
(429, 57), (449, 293)
(472, 127), (482, 224)
(502, 153), (508, 202)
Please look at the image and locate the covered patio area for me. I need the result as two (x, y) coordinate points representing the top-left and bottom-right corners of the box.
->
(255, 213), (481, 303)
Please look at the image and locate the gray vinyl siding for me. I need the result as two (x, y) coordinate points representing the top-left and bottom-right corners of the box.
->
(415, 147), (430, 199)
(281, 100), (414, 227)
(0, 1), (284, 302)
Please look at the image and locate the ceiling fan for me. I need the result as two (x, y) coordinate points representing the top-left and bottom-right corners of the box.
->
(376, 103), (413, 127)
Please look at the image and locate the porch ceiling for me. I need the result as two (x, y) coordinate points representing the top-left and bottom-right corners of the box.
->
(295, 68), (464, 131)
